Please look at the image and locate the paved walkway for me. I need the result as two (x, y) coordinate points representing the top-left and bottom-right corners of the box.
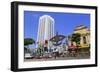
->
(24, 53), (90, 62)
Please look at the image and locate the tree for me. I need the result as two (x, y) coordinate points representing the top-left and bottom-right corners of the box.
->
(24, 38), (35, 46)
(49, 41), (53, 52)
(24, 38), (35, 58)
(69, 33), (81, 57)
(71, 33), (81, 48)
(24, 38), (35, 51)
(62, 44), (66, 51)
(37, 44), (44, 55)
(50, 32), (65, 46)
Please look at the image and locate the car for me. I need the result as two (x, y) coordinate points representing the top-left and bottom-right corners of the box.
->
(25, 53), (33, 59)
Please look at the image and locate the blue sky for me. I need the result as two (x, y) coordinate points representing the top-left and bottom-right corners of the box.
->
(24, 11), (90, 48)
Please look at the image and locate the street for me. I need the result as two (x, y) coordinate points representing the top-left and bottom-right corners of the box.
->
(24, 52), (90, 62)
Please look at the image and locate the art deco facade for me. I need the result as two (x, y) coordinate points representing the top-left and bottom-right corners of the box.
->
(68, 25), (90, 48)
(36, 15), (54, 49)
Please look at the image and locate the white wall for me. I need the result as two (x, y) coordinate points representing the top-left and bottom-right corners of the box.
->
(0, 0), (99, 73)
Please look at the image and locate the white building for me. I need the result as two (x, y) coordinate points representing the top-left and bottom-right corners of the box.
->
(36, 15), (55, 50)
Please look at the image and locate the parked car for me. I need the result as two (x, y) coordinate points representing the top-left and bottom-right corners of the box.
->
(25, 53), (33, 59)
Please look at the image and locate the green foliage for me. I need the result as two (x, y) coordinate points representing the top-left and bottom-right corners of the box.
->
(63, 44), (66, 49)
(62, 44), (66, 51)
(37, 45), (44, 54)
(71, 33), (81, 45)
(50, 32), (65, 46)
(24, 38), (35, 46)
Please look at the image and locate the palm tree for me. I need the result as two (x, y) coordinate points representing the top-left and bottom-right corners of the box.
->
(50, 32), (65, 46)
(49, 32), (66, 58)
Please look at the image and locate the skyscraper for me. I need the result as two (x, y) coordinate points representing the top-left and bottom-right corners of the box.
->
(36, 15), (54, 50)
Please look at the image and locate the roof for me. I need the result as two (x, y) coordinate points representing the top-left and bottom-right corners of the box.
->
(74, 25), (88, 31)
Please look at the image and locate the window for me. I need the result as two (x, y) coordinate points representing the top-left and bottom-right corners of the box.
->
(83, 36), (87, 44)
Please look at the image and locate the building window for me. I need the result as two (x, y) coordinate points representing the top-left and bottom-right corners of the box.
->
(83, 36), (86, 44)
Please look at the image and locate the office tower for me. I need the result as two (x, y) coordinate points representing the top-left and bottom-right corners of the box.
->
(36, 15), (54, 51)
